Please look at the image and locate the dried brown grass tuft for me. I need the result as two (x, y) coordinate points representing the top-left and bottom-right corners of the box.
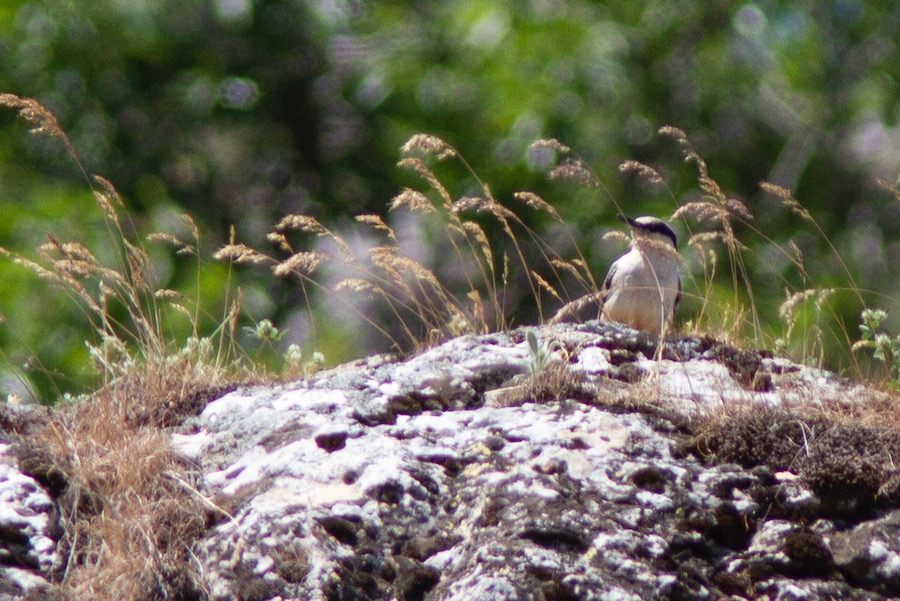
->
(1, 95), (251, 597)
(528, 138), (572, 155)
(659, 128), (760, 342)
(531, 270), (563, 303)
(760, 181), (864, 307)
(400, 132), (457, 161)
(355, 214), (397, 241)
(529, 138), (598, 189)
(779, 289), (834, 323)
(693, 385), (900, 512)
(274, 214), (329, 235)
(548, 157), (600, 188)
(550, 258), (593, 292)
(273, 250), (328, 278)
(513, 191), (562, 222)
(391, 188), (436, 214)
(19, 363), (220, 600)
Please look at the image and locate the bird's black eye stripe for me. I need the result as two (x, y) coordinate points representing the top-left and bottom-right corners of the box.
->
(642, 222), (677, 248)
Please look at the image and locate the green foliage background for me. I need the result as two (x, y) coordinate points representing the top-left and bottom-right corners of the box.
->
(0, 0), (898, 400)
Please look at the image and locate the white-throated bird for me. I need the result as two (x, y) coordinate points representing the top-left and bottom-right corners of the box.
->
(599, 215), (681, 336)
(549, 215), (681, 335)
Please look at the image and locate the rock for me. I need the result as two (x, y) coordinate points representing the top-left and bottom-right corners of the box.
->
(0, 438), (57, 599)
(831, 511), (900, 595)
(2, 321), (898, 600)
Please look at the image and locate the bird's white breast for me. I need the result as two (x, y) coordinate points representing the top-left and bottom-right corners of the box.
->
(601, 248), (680, 335)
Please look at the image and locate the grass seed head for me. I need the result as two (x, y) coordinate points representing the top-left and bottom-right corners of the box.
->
(658, 125), (689, 145)
(275, 214), (328, 235)
(0, 93), (67, 141)
(761, 181), (814, 221)
(529, 138), (572, 155)
(273, 250), (328, 278)
(532, 270), (562, 302)
(725, 198), (753, 221)
(397, 157), (453, 208)
(450, 196), (485, 215)
(335, 278), (379, 294)
(401, 133), (456, 160)
(618, 160), (665, 186)
(513, 191), (562, 222)
(461, 221), (493, 264)
(148, 229), (196, 256)
(213, 243), (270, 265)
(602, 230), (630, 245)
(548, 158), (599, 188)
(390, 188), (436, 214)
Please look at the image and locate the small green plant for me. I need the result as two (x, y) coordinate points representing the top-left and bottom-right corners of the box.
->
(853, 309), (900, 386)
(523, 329), (561, 376)
(490, 329), (582, 407)
(244, 318), (288, 343)
(283, 344), (325, 380)
(239, 319), (325, 379)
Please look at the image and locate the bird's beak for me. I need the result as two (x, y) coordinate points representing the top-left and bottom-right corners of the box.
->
(619, 215), (637, 228)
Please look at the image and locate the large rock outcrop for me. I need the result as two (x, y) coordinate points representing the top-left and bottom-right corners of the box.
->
(3, 321), (900, 600)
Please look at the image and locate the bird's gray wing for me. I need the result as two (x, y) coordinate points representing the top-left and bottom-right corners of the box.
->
(675, 276), (682, 311)
(601, 261), (617, 298)
(598, 261), (618, 319)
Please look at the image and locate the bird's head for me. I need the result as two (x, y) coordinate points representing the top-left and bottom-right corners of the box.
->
(620, 215), (678, 249)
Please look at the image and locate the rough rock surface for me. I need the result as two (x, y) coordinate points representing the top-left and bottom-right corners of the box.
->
(2, 321), (900, 600)
(0, 437), (57, 600)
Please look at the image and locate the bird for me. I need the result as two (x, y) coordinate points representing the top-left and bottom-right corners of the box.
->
(599, 215), (681, 336)
(549, 215), (681, 336)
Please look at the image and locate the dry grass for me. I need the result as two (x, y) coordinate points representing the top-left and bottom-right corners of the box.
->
(2, 93), (247, 599)
(18, 376), (211, 600)
(217, 133), (596, 354)
(658, 126), (759, 344)
(2, 348), (232, 599)
(693, 386), (900, 513)
(212, 126), (891, 382)
(2, 95), (253, 388)
(4, 93), (890, 379)
(547, 291), (605, 325)
(535, 128), (815, 360)
(490, 360), (593, 408)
